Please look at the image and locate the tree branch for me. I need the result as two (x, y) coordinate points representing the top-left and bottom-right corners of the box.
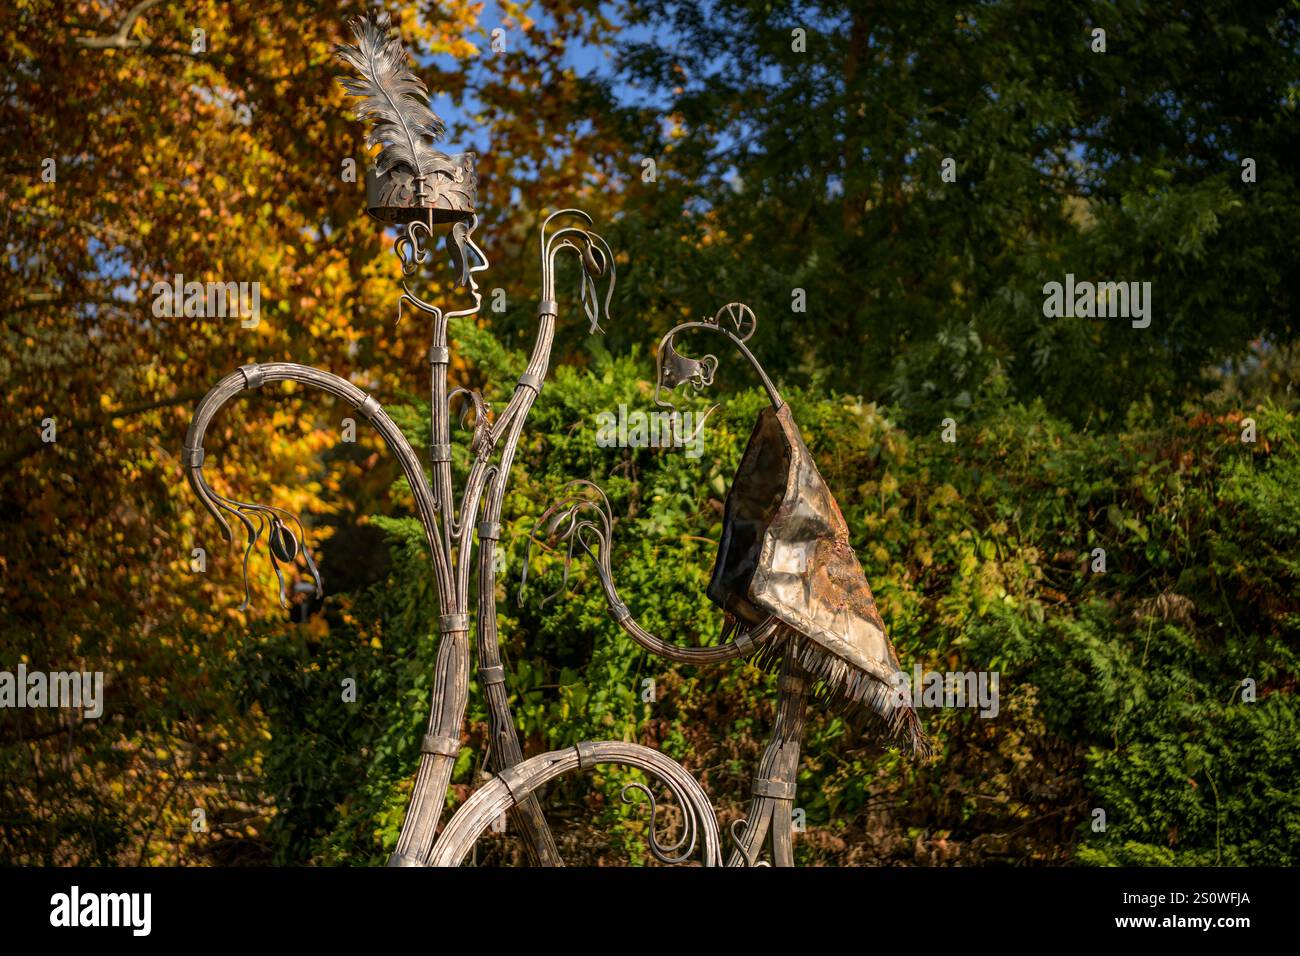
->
(74, 0), (167, 50)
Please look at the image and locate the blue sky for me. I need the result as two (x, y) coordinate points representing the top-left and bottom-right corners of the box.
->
(421, 1), (678, 150)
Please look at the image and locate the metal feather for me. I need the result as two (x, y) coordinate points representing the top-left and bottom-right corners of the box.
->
(336, 12), (446, 183)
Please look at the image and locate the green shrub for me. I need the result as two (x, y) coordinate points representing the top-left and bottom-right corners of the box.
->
(245, 326), (1300, 865)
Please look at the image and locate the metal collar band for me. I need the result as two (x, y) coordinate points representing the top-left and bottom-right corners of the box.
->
(239, 364), (265, 389)
(439, 612), (469, 633)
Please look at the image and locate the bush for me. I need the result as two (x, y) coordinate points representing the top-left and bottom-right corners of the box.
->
(243, 325), (1300, 865)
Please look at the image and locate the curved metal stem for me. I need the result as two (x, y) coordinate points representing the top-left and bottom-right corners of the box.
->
(657, 318), (784, 411)
(396, 210), (616, 865)
(463, 314), (563, 865)
(184, 364), (450, 589)
(183, 360), (473, 863)
(427, 741), (721, 867)
(522, 480), (777, 664)
(452, 210), (616, 864)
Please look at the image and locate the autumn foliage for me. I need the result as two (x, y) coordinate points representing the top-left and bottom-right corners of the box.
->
(2, 1), (1297, 865)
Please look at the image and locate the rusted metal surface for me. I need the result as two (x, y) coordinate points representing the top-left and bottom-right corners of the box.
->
(709, 403), (930, 755)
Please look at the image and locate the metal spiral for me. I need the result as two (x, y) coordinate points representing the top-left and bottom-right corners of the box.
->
(520, 479), (778, 665)
(518, 479), (614, 608)
(621, 781), (696, 864)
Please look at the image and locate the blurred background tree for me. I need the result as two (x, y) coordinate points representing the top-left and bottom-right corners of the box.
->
(589, 0), (1300, 424)
(1, 0), (1297, 865)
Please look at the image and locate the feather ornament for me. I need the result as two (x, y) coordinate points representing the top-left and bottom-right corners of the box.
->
(336, 12), (447, 183)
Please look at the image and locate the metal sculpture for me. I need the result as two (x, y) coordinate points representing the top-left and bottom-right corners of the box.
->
(180, 12), (926, 868)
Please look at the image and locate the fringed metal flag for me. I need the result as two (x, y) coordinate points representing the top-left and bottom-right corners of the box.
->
(708, 402), (930, 756)
(660, 303), (930, 757)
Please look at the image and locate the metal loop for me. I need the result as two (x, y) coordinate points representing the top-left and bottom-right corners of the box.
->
(183, 445), (205, 468)
(428, 345), (450, 365)
(476, 521), (501, 541)
(517, 372), (543, 393)
(537, 298), (558, 316)
(575, 741), (599, 770)
(357, 395), (381, 422)
(498, 765), (527, 803)
(430, 443), (452, 462)
(478, 665), (506, 686)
